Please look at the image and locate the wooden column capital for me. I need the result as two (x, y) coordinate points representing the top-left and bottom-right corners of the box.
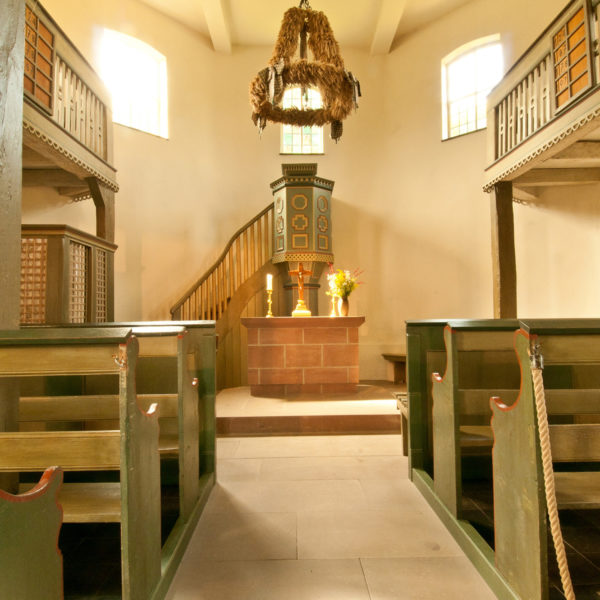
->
(86, 177), (115, 243)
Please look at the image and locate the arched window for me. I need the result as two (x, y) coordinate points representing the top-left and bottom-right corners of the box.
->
(97, 29), (168, 139)
(441, 35), (503, 139)
(280, 87), (324, 154)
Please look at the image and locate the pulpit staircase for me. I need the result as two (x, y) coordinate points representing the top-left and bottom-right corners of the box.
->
(170, 204), (285, 390)
(170, 204), (273, 322)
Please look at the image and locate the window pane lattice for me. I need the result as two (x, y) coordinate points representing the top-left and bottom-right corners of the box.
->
(98, 29), (168, 138)
(443, 40), (503, 139)
(281, 88), (324, 154)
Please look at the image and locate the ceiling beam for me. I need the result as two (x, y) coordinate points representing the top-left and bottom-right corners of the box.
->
(549, 141), (600, 160)
(201, 0), (231, 54)
(22, 168), (84, 188)
(370, 0), (407, 55)
(513, 168), (600, 187)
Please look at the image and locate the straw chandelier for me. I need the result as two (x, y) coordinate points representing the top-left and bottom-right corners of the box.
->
(249, 0), (361, 142)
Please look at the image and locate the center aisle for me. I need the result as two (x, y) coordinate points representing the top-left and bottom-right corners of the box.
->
(165, 431), (497, 599)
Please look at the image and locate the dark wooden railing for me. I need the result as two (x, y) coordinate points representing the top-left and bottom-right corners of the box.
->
(484, 0), (600, 191)
(22, 1), (117, 192)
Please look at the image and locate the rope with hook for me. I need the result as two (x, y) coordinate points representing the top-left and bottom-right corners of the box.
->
(530, 345), (575, 600)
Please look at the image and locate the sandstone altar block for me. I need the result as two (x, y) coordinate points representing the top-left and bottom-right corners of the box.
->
(241, 316), (365, 396)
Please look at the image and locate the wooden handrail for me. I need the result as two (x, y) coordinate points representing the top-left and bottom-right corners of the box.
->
(170, 204), (273, 320)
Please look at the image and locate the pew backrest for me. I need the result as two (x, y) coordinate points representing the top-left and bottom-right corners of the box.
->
(0, 466), (63, 600)
(491, 320), (600, 600)
(430, 319), (520, 517)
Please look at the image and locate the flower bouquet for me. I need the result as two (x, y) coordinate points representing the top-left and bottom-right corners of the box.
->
(326, 266), (363, 316)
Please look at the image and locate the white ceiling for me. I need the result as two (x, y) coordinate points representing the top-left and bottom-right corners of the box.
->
(138, 0), (477, 54)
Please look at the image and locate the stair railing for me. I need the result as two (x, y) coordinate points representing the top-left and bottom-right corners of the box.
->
(170, 204), (273, 320)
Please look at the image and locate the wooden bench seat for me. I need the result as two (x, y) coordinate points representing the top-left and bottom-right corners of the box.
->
(19, 481), (122, 523)
(554, 471), (600, 510)
(458, 425), (494, 448)
(382, 353), (407, 384)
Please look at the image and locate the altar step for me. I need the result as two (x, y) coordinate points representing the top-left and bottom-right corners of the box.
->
(215, 382), (404, 437)
(217, 413), (402, 437)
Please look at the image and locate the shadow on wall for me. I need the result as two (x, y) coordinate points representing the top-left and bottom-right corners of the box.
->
(513, 182), (600, 215)
(328, 194), (489, 378)
(513, 182), (600, 317)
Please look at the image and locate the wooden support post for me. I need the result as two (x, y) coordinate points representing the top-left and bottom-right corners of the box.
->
(87, 177), (115, 320)
(490, 181), (517, 318)
(86, 176), (115, 243)
(0, 0), (25, 492)
(0, 0), (24, 328)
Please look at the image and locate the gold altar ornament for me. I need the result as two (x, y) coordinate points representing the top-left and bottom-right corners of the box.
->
(289, 262), (312, 317)
(266, 274), (274, 317)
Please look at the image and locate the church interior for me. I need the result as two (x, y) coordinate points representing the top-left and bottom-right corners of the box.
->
(2, 0), (600, 598)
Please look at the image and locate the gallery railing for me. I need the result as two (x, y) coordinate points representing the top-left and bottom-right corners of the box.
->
(485, 0), (600, 187)
(23, 1), (117, 191)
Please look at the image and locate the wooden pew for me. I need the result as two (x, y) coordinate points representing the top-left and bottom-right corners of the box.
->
(491, 320), (600, 600)
(0, 327), (162, 600)
(20, 321), (216, 517)
(405, 320), (449, 477)
(431, 319), (520, 518)
(18, 320), (217, 600)
(407, 319), (530, 600)
(0, 466), (64, 600)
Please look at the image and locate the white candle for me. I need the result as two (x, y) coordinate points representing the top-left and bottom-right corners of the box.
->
(266, 274), (273, 291)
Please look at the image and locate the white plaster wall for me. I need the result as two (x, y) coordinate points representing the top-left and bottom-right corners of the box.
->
(514, 184), (600, 317)
(22, 0), (598, 381)
(333, 0), (569, 376)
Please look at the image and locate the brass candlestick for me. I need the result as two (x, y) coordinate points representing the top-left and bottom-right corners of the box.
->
(329, 295), (338, 317)
(266, 289), (273, 317)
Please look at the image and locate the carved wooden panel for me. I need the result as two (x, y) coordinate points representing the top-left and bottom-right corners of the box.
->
(24, 4), (54, 112)
(553, 5), (591, 110)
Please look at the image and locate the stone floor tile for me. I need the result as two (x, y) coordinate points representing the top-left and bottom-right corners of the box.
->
(165, 559), (371, 600)
(258, 455), (407, 481)
(205, 479), (369, 514)
(361, 556), (498, 599)
(359, 478), (431, 511)
(216, 383), (403, 418)
(297, 509), (463, 559)
(183, 509), (297, 561)
(216, 438), (240, 459)
(217, 458), (262, 481)
(233, 434), (404, 459)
